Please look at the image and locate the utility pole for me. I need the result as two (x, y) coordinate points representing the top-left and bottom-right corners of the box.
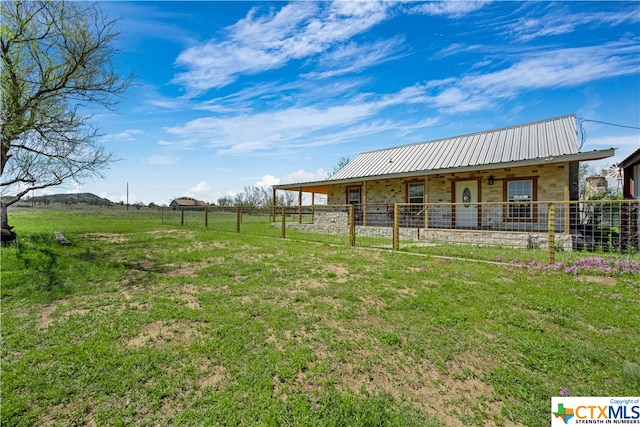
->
(127, 182), (129, 211)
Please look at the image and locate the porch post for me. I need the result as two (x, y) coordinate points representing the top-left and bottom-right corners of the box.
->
(424, 176), (429, 229)
(362, 181), (367, 226)
(298, 187), (303, 224)
(393, 203), (400, 250)
(348, 204), (355, 247)
(272, 187), (277, 222)
(564, 164), (570, 234)
(548, 203), (556, 264)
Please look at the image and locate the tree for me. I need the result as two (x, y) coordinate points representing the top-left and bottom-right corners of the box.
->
(216, 196), (233, 207)
(1, 1), (132, 229)
(329, 156), (350, 177)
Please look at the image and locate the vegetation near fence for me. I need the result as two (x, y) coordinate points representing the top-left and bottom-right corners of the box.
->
(163, 200), (639, 266)
(2, 206), (639, 426)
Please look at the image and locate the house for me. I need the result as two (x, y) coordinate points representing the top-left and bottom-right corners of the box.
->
(619, 147), (640, 200)
(619, 147), (640, 251)
(169, 198), (207, 210)
(274, 115), (615, 238)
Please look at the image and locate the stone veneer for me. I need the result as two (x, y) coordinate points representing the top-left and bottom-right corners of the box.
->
(327, 162), (574, 230)
(283, 210), (576, 251)
(283, 163), (580, 250)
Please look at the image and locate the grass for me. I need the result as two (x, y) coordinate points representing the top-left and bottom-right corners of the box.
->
(2, 206), (639, 426)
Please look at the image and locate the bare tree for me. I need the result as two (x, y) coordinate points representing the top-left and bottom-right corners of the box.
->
(1, 1), (132, 228)
(216, 196), (233, 207)
(329, 156), (350, 177)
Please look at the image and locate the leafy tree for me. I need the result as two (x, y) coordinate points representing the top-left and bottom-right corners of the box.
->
(1, 1), (132, 228)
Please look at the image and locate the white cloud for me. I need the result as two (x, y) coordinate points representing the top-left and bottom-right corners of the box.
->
(303, 37), (407, 80)
(163, 80), (441, 155)
(185, 181), (216, 201)
(280, 168), (329, 185)
(426, 41), (640, 113)
(172, 1), (393, 94)
(256, 174), (280, 188)
(407, 1), (489, 18)
(504, 9), (640, 42)
(103, 129), (144, 141)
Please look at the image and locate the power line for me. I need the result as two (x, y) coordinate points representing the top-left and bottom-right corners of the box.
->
(577, 117), (640, 150)
(578, 118), (640, 130)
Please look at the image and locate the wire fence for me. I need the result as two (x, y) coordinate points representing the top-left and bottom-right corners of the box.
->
(162, 200), (640, 266)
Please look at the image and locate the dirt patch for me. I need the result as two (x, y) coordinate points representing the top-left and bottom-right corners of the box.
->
(320, 263), (349, 283)
(295, 278), (325, 289)
(575, 275), (616, 285)
(198, 364), (225, 389)
(330, 349), (509, 426)
(396, 287), (418, 298)
(145, 229), (196, 240)
(359, 295), (386, 309)
(134, 261), (156, 271)
(174, 285), (201, 309)
(83, 233), (128, 243)
(164, 262), (203, 277)
(37, 304), (58, 329)
(125, 320), (205, 348)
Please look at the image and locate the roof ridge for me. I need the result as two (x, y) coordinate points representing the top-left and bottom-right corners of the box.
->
(359, 114), (576, 154)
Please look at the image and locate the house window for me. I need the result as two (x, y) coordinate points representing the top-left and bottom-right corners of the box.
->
(347, 187), (361, 205)
(507, 179), (533, 219)
(407, 182), (424, 204)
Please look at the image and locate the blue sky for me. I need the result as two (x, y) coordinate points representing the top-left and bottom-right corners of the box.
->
(56, 1), (640, 205)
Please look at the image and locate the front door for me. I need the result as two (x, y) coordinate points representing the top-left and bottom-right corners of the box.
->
(455, 180), (479, 228)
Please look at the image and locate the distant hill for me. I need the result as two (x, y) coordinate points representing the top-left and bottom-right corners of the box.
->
(25, 193), (114, 206)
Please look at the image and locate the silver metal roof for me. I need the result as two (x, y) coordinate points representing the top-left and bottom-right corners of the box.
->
(331, 115), (580, 180)
(331, 115), (578, 180)
(274, 114), (615, 191)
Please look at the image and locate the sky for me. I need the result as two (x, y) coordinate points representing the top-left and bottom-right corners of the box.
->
(47, 1), (640, 205)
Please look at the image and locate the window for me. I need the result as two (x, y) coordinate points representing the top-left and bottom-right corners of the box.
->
(507, 179), (533, 219)
(407, 182), (424, 204)
(347, 187), (360, 205)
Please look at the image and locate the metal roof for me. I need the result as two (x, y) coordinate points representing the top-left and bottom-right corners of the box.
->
(331, 114), (580, 180)
(620, 147), (640, 168)
(274, 115), (615, 192)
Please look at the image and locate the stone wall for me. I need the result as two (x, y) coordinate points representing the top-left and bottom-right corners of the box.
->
(283, 209), (575, 250)
(328, 163), (569, 204)
(327, 163), (571, 231)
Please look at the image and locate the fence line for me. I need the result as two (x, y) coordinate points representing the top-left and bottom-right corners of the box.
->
(162, 200), (640, 265)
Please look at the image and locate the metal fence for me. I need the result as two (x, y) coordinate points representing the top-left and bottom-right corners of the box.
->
(163, 200), (640, 265)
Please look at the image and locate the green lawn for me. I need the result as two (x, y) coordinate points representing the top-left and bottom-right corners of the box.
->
(2, 207), (639, 426)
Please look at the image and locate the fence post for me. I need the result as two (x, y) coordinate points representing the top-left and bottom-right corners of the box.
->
(547, 203), (555, 264)
(281, 206), (286, 239)
(393, 203), (400, 251)
(161, 206), (164, 224)
(236, 207), (241, 233)
(348, 204), (355, 247)
(181, 207), (184, 226)
(205, 205), (208, 229)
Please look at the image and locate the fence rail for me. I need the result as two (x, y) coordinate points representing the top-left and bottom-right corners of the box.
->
(163, 200), (640, 265)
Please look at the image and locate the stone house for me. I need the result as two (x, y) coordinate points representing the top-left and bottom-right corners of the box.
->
(274, 115), (615, 236)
